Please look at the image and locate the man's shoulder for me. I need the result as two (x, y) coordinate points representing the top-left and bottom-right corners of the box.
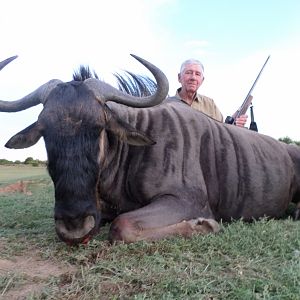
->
(196, 94), (214, 102)
(164, 95), (182, 103)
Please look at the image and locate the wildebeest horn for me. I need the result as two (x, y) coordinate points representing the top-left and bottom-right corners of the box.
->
(0, 79), (62, 112)
(85, 54), (169, 108)
(0, 55), (18, 71)
(0, 55), (62, 112)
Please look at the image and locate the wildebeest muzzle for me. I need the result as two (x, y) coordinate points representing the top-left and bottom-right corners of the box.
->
(54, 208), (101, 245)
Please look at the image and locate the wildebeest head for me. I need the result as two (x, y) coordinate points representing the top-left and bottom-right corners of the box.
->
(0, 55), (169, 245)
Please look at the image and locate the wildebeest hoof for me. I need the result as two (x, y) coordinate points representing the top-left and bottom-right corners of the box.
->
(187, 218), (220, 234)
(293, 209), (300, 220)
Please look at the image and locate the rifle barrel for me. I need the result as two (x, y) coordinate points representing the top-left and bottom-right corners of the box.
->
(235, 55), (270, 118)
(241, 56), (270, 107)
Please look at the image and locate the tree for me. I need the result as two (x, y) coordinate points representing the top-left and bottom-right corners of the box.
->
(24, 157), (34, 164)
(0, 158), (11, 165)
(278, 136), (300, 146)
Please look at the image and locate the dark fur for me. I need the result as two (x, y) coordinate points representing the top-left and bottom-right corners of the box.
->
(73, 65), (99, 81)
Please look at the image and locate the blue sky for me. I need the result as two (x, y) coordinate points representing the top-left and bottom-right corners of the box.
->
(1, 0), (300, 161)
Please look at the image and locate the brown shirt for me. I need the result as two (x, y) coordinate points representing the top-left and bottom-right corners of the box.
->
(167, 89), (223, 122)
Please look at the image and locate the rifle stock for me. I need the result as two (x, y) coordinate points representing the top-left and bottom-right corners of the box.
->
(232, 95), (253, 119)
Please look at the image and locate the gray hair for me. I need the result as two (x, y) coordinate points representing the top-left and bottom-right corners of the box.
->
(179, 59), (204, 75)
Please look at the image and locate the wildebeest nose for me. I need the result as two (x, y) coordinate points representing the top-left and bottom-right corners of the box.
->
(55, 215), (96, 243)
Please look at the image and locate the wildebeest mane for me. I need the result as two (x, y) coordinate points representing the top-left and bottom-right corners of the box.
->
(73, 65), (158, 97)
(73, 66), (99, 81)
(114, 71), (157, 97)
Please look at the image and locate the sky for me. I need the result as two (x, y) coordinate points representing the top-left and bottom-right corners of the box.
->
(1, 0), (300, 161)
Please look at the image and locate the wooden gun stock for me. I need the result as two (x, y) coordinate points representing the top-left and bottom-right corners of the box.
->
(232, 95), (253, 119)
(224, 95), (253, 125)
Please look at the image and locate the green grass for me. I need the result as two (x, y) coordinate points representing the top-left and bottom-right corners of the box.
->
(0, 166), (299, 299)
(0, 165), (48, 186)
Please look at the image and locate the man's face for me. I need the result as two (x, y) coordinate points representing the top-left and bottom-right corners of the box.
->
(178, 64), (204, 94)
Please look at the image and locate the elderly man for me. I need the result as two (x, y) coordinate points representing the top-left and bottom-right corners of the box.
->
(168, 59), (248, 127)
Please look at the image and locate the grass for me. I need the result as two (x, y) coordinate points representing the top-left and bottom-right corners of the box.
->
(0, 165), (48, 186)
(0, 166), (299, 299)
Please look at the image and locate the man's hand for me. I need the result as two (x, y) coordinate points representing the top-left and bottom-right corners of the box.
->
(235, 114), (248, 127)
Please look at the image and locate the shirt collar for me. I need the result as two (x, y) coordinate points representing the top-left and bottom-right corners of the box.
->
(176, 88), (199, 104)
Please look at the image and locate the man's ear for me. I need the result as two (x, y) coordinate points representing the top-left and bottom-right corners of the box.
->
(5, 122), (43, 149)
(104, 108), (155, 146)
(178, 73), (181, 83)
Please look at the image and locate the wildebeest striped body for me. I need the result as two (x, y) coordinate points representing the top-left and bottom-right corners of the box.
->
(1, 55), (299, 245)
(102, 101), (298, 225)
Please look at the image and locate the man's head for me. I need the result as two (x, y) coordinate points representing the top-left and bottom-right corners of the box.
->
(178, 59), (205, 95)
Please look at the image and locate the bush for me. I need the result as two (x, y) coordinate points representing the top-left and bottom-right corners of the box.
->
(24, 157), (34, 165)
(0, 159), (11, 165)
(279, 136), (300, 145)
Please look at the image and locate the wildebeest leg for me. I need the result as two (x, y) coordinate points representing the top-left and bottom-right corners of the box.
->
(108, 194), (220, 243)
(294, 202), (300, 220)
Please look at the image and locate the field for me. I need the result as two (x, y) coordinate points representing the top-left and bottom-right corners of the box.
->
(0, 166), (299, 299)
(0, 165), (48, 185)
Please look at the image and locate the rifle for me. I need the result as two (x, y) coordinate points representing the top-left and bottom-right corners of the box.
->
(225, 55), (270, 132)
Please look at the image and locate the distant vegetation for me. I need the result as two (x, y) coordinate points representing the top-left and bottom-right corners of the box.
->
(0, 157), (47, 167)
(278, 136), (300, 146)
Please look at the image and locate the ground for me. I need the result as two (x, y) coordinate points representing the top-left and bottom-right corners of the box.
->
(0, 251), (75, 299)
(0, 181), (75, 299)
(0, 176), (299, 299)
(0, 181), (32, 195)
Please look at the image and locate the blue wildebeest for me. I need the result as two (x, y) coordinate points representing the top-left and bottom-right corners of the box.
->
(0, 55), (299, 245)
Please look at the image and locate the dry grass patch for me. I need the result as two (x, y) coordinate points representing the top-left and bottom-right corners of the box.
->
(0, 249), (75, 299)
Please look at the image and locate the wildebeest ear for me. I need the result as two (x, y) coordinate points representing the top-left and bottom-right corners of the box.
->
(104, 110), (155, 146)
(5, 122), (43, 149)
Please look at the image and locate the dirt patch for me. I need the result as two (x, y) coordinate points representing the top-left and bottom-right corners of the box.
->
(0, 252), (75, 299)
(0, 181), (32, 195)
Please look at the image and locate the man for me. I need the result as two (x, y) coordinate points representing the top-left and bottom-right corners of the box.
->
(168, 59), (248, 127)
